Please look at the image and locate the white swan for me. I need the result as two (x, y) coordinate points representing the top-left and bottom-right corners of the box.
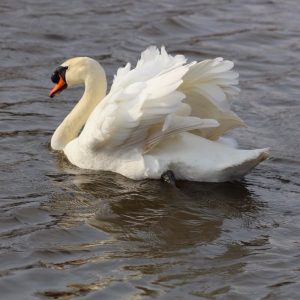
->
(49, 46), (269, 182)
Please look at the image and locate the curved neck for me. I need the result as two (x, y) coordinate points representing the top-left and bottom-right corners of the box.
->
(51, 65), (107, 150)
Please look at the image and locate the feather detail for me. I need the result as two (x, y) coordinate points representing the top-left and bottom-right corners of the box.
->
(144, 115), (219, 153)
(79, 46), (192, 151)
(79, 46), (244, 153)
(179, 57), (245, 140)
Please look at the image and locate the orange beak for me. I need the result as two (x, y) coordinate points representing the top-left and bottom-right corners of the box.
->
(49, 75), (67, 98)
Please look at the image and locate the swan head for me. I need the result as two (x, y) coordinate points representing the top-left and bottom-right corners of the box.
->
(49, 57), (103, 98)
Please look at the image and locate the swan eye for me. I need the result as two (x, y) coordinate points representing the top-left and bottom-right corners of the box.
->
(51, 66), (68, 84)
(51, 71), (59, 84)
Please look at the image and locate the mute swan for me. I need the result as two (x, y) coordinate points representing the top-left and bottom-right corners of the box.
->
(49, 46), (269, 182)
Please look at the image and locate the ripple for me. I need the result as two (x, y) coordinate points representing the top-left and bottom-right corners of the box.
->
(0, 0), (300, 299)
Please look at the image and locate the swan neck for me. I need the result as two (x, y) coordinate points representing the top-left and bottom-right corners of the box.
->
(51, 64), (107, 150)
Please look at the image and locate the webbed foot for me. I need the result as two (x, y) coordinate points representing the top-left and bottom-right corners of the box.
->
(160, 170), (176, 186)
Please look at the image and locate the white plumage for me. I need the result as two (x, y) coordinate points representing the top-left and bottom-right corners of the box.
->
(50, 46), (269, 182)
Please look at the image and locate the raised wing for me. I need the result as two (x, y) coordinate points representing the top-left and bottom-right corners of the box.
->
(179, 57), (246, 140)
(79, 46), (219, 152)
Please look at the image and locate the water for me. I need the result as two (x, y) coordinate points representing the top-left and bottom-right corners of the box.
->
(0, 0), (300, 299)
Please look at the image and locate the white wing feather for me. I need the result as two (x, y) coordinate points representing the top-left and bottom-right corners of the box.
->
(179, 57), (245, 140)
(79, 47), (244, 152)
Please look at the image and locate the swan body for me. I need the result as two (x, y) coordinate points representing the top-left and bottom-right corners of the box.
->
(50, 46), (269, 182)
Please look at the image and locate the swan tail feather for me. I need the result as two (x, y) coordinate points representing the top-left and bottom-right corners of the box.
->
(219, 148), (269, 181)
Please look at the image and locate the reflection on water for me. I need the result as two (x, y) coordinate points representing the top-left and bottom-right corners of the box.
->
(1, 0), (300, 299)
(36, 155), (269, 298)
(50, 162), (262, 247)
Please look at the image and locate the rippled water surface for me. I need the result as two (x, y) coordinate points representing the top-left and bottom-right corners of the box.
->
(1, 0), (300, 299)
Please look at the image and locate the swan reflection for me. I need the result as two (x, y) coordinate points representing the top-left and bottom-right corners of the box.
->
(47, 155), (264, 253)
